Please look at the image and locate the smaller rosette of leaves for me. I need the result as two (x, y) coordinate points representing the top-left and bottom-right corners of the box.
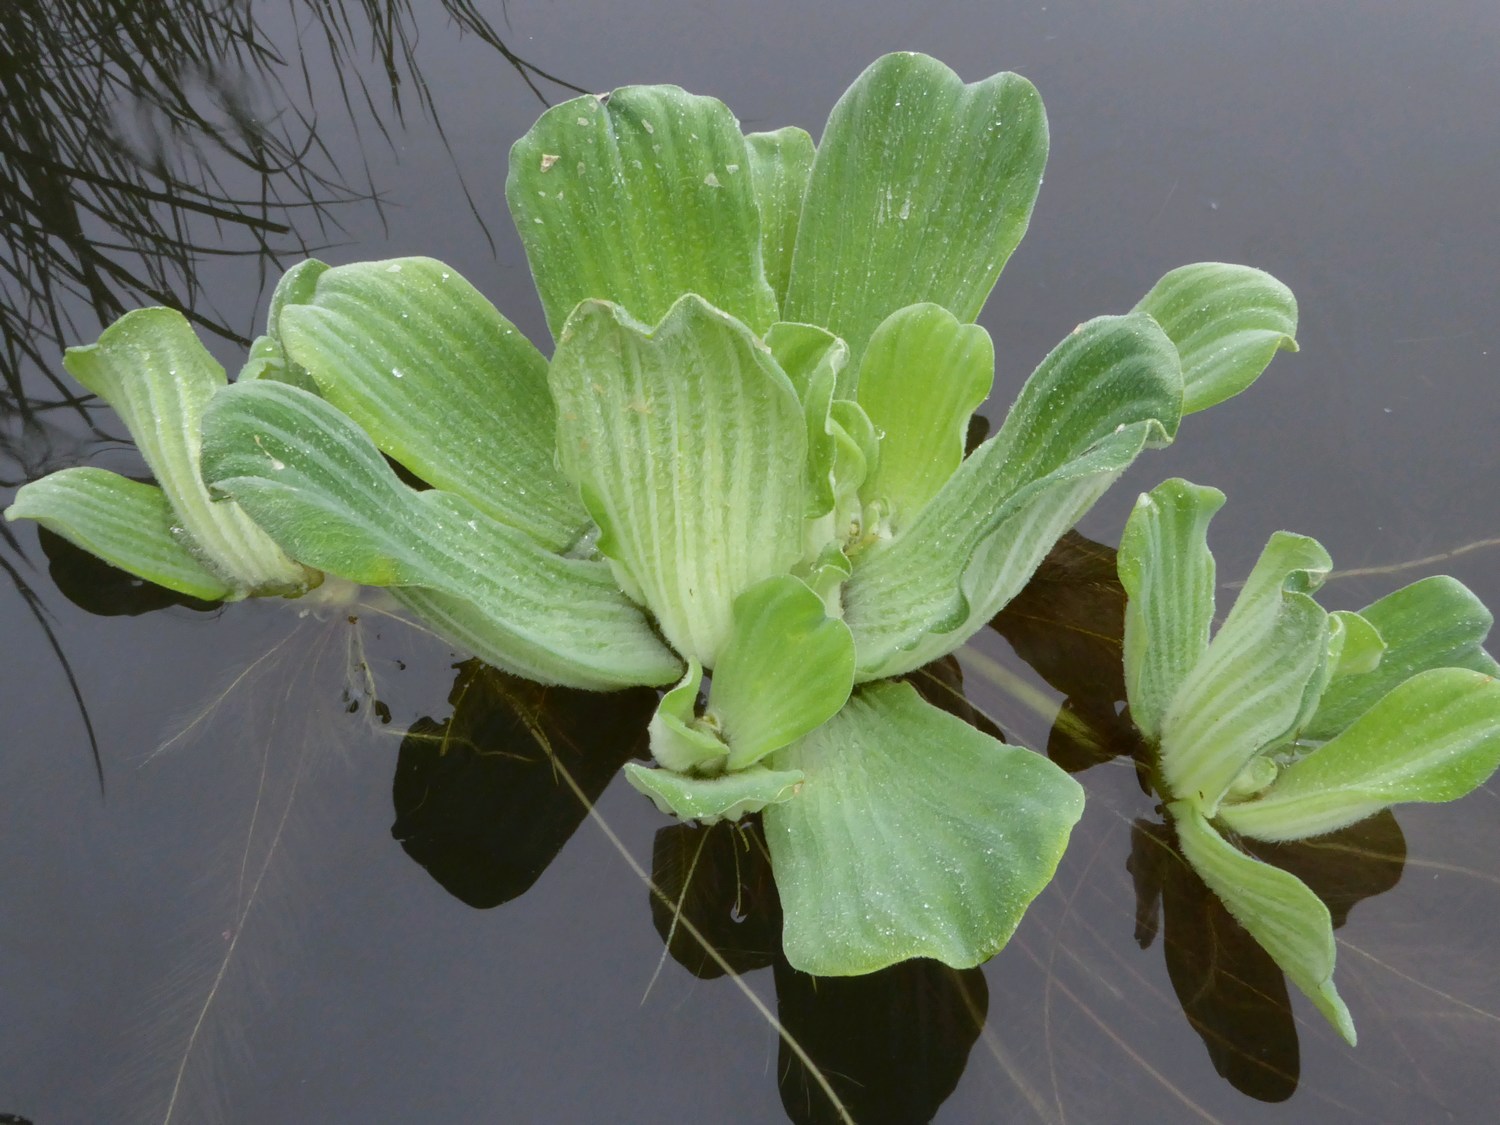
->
(1119, 477), (1500, 1044)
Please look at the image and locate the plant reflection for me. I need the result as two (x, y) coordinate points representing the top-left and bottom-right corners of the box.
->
(1127, 813), (1405, 1102)
(391, 660), (657, 909)
(989, 530), (1145, 776)
(0, 0), (582, 415)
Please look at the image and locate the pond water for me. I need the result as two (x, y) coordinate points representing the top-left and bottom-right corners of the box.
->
(3, 2), (1500, 1122)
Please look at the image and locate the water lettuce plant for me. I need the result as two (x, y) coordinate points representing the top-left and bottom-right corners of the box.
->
(1118, 478), (1500, 1042)
(6, 53), (1301, 977)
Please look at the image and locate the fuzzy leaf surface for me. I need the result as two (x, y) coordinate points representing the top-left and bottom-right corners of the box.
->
(1220, 668), (1500, 841)
(1172, 805), (1355, 1045)
(784, 52), (1047, 363)
(764, 680), (1084, 975)
(624, 762), (804, 824)
(508, 85), (777, 338)
(549, 296), (806, 667)
(855, 303), (994, 527)
(1118, 479), (1225, 742)
(274, 257), (587, 552)
(201, 381), (680, 689)
(6, 468), (233, 600)
(1304, 576), (1499, 741)
(1133, 263), (1298, 413)
(709, 576), (856, 769)
(746, 127), (816, 311)
(844, 313), (1182, 679)
(61, 307), (306, 593)
(1161, 532), (1331, 810)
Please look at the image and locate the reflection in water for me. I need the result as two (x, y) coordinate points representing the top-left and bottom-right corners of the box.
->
(0, 0), (580, 418)
(392, 660), (656, 909)
(1127, 813), (1406, 1102)
(989, 531), (1145, 776)
(650, 819), (781, 978)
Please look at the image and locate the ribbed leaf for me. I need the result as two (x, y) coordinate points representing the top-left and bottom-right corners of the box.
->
(200, 381), (680, 690)
(709, 576), (856, 769)
(507, 85), (777, 338)
(746, 127), (816, 312)
(1118, 479), (1225, 742)
(1172, 805), (1355, 1045)
(1133, 263), (1299, 414)
(273, 257), (588, 552)
(764, 680), (1084, 975)
(1304, 576), (1499, 741)
(843, 313), (1182, 679)
(6, 467), (232, 600)
(1280, 609), (1382, 750)
(61, 308), (308, 594)
(1220, 668), (1500, 842)
(856, 304), (994, 527)
(549, 295), (807, 667)
(624, 762), (805, 824)
(784, 52), (1047, 364)
(1161, 532), (1331, 810)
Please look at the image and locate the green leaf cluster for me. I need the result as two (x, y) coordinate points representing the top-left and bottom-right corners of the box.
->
(5, 53), (1320, 980)
(1120, 479), (1500, 1043)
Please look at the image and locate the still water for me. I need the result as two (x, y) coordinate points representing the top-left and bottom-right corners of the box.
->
(3, 1), (1499, 1121)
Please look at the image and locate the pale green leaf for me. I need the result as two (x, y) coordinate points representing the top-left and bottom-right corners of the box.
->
(765, 321), (851, 521)
(549, 295), (807, 667)
(1305, 576), (1499, 741)
(1172, 804), (1355, 1044)
(856, 303), (994, 527)
(200, 381), (680, 690)
(507, 85), (777, 338)
(272, 257), (588, 553)
(5, 467), (233, 600)
(624, 762), (804, 824)
(648, 659), (727, 774)
(240, 260), (329, 389)
(784, 52), (1047, 364)
(764, 680), (1084, 975)
(828, 398), (880, 531)
(1133, 262), (1299, 414)
(1161, 532), (1331, 810)
(746, 127), (816, 312)
(1280, 609), (1382, 748)
(1118, 478), (1225, 742)
(764, 322), (852, 404)
(237, 334), (315, 392)
(1220, 668), (1500, 842)
(1329, 610), (1386, 678)
(708, 576), (856, 769)
(62, 308), (308, 594)
(844, 313), (1183, 679)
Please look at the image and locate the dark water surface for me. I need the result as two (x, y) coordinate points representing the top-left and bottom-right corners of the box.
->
(3, 2), (1499, 1122)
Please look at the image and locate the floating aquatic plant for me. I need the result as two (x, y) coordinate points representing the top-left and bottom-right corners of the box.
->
(6, 53), (1302, 976)
(1118, 477), (1500, 1042)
